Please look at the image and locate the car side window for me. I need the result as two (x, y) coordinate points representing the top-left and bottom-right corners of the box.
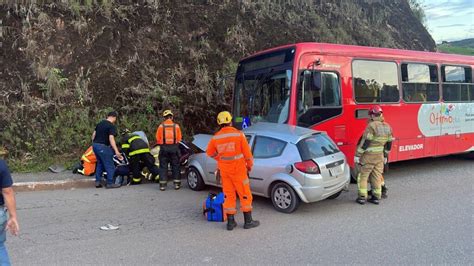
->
(253, 136), (286, 159)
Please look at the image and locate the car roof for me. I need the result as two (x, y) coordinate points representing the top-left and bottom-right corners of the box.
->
(243, 122), (320, 144)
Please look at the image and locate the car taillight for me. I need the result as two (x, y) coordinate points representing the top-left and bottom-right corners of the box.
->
(294, 160), (320, 174)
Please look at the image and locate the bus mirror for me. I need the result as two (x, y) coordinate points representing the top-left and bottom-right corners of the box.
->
(311, 72), (321, 91)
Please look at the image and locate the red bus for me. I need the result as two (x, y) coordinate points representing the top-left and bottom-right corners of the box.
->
(232, 43), (474, 176)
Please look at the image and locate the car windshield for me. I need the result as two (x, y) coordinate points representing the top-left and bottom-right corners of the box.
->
(297, 133), (339, 160)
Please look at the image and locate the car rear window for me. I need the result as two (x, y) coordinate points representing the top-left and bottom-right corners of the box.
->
(297, 133), (339, 160)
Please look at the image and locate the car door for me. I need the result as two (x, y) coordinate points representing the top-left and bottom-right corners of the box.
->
(205, 134), (255, 186)
(249, 135), (288, 195)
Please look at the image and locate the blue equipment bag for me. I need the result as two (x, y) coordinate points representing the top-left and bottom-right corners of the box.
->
(203, 192), (226, 222)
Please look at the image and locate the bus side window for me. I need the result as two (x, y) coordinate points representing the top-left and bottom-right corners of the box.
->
(352, 60), (399, 103)
(442, 66), (473, 102)
(402, 63), (439, 103)
(297, 71), (342, 127)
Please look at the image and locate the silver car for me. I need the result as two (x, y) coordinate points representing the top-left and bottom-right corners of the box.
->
(186, 122), (350, 213)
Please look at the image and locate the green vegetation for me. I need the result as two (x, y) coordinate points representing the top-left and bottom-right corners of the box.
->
(437, 43), (474, 56)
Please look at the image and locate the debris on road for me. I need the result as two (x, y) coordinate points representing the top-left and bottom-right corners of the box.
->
(100, 224), (120, 231)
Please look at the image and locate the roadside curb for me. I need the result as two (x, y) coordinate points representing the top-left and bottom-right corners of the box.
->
(13, 178), (95, 192)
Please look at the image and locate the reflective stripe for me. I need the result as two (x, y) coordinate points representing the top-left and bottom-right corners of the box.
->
(121, 144), (130, 149)
(366, 133), (374, 140)
(224, 208), (237, 212)
(366, 146), (384, 153)
(242, 179), (250, 185)
(220, 154), (244, 161)
(241, 205), (252, 210)
(373, 137), (390, 142)
(81, 156), (90, 163)
(129, 148), (150, 156)
(132, 178), (142, 182)
(128, 136), (141, 143)
(212, 133), (241, 140)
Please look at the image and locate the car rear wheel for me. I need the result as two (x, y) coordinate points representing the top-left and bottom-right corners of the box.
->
(271, 182), (300, 213)
(186, 167), (205, 191)
(326, 189), (342, 199)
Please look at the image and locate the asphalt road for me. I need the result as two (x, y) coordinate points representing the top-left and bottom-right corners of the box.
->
(7, 155), (474, 265)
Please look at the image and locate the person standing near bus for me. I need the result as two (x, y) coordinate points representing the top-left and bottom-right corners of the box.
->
(156, 110), (182, 191)
(206, 111), (259, 231)
(354, 106), (393, 205)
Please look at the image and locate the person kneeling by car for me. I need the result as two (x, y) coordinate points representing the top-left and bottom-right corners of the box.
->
(206, 111), (259, 231)
(121, 132), (160, 185)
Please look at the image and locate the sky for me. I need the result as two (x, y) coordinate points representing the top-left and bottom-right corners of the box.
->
(423, 0), (474, 43)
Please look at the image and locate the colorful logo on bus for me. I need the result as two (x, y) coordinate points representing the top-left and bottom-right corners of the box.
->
(430, 103), (456, 126)
(418, 103), (474, 137)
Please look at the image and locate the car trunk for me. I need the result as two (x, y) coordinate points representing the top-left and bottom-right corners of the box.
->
(297, 133), (346, 184)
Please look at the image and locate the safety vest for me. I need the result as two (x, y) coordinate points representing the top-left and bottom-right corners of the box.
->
(156, 119), (182, 145)
(357, 117), (393, 155)
(206, 126), (253, 168)
(81, 146), (97, 164)
(121, 134), (150, 157)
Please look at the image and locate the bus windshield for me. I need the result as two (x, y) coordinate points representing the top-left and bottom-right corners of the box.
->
(233, 48), (295, 126)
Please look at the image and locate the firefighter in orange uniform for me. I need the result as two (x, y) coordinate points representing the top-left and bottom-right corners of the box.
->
(77, 146), (97, 176)
(206, 111), (259, 231)
(156, 110), (183, 191)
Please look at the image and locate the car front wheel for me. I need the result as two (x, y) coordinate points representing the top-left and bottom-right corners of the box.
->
(186, 167), (205, 191)
(271, 182), (300, 213)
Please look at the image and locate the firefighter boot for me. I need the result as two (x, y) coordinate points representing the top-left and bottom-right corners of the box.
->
(368, 196), (380, 205)
(356, 197), (366, 205)
(226, 214), (237, 231)
(174, 181), (181, 190)
(159, 181), (167, 191)
(131, 177), (142, 185)
(243, 212), (260, 229)
(381, 185), (388, 199)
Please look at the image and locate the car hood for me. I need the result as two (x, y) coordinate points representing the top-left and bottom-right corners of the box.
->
(192, 134), (213, 152)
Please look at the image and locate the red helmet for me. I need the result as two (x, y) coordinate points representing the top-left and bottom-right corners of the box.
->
(368, 105), (383, 116)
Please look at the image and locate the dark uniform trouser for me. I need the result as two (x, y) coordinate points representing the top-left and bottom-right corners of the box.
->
(357, 153), (384, 199)
(159, 145), (180, 184)
(130, 153), (160, 182)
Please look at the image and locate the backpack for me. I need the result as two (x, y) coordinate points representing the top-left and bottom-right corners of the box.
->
(202, 192), (226, 222)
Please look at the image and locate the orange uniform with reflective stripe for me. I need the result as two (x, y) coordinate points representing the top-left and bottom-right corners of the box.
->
(80, 146), (97, 176)
(156, 119), (182, 145)
(206, 126), (254, 215)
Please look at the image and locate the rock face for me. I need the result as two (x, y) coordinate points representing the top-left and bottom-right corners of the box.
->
(0, 1), (435, 164)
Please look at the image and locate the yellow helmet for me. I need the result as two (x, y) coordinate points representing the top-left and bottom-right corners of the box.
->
(163, 110), (173, 117)
(217, 111), (232, 125)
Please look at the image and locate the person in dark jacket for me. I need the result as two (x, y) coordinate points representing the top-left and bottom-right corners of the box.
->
(121, 133), (160, 185)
